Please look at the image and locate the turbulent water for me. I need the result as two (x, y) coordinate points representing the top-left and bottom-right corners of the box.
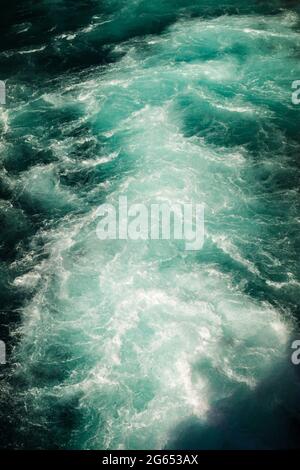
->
(0, 0), (300, 449)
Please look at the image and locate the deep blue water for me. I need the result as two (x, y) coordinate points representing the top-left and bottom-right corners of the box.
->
(0, 0), (300, 449)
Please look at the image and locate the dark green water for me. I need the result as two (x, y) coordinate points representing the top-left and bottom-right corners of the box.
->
(0, 0), (300, 449)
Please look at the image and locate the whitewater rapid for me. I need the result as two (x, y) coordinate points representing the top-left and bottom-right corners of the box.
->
(1, 1), (300, 449)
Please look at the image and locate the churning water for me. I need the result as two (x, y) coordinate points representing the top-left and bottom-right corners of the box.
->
(0, 0), (300, 449)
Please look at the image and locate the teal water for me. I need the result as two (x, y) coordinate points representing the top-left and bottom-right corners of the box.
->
(0, 0), (300, 449)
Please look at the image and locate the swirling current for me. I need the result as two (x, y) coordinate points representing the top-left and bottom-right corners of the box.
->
(0, 0), (300, 450)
